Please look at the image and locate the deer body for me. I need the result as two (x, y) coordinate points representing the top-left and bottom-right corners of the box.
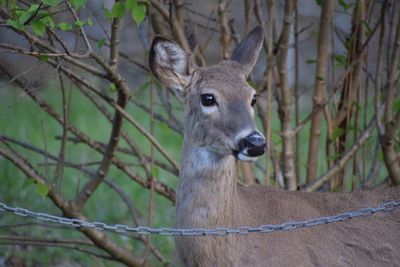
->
(177, 144), (400, 266)
(149, 26), (400, 267)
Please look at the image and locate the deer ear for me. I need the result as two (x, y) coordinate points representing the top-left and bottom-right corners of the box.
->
(149, 37), (192, 98)
(231, 26), (264, 78)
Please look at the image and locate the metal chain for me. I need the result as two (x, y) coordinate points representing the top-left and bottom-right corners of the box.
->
(0, 201), (399, 236)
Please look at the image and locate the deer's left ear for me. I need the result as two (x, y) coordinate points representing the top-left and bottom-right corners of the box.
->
(231, 26), (264, 78)
(149, 37), (193, 99)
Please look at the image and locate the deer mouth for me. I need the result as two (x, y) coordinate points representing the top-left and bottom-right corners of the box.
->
(233, 147), (265, 162)
(232, 131), (266, 161)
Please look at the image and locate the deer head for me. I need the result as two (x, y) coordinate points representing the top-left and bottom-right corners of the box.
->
(149, 26), (266, 161)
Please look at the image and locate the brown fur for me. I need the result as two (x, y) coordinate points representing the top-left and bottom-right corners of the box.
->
(149, 26), (400, 267)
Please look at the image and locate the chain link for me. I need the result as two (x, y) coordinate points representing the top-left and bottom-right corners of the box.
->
(1, 201), (399, 236)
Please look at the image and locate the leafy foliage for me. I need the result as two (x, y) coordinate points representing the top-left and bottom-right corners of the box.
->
(338, 0), (353, 11)
(42, 0), (63, 7)
(103, 0), (147, 25)
(393, 99), (400, 113)
(6, 0), (146, 37)
(334, 54), (347, 67)
(128, 0), (147, 25)
(70, 0), (86, 9)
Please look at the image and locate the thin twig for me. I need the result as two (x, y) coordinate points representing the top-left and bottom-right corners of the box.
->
(65, 0), (92, 51)
(304, 119), (375, 192)
(277, 0), (296, 190)
(218, 0), (231, 59)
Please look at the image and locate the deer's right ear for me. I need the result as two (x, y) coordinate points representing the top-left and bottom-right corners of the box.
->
(231, 26), (264, 78)
(149, 37), (192, 98)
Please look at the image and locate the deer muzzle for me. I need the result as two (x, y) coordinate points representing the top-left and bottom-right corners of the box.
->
(235, 131), (266, 161)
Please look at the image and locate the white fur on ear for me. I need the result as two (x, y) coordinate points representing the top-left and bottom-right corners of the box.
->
(149, 37), (192, 98)
(155, 42), (187, 74)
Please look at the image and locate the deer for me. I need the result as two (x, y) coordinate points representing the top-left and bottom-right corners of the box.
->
(149, 26), (400, 267)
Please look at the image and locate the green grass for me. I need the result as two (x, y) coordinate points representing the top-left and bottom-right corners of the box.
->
(0, 85), (180, 266)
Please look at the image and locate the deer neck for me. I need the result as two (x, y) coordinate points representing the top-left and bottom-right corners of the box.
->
(176, 142), (238, 227)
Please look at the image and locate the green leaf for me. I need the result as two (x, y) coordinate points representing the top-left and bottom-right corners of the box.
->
(314, 0), (321, 6)
(331, 127), (345, 140)
(22, 178), (35, 189)
(36, 182), (49, 198)
(6, 19), (24, 31)
(326, 154), (340, 161)
(30, 19), (46, 36)
(70, 0), (86, 9)
(305, 59), (317, 65)
(97, 37), (106, 48)
(131, 3), (146, 25)
(27, 4), (40, 13)
(58, 22), (73, 31)
(316, 75), (325, 81)
(347, 123), (357, 132)
(109, 83), (117, 92)
(393, 98), (400, 113)
(103, 8), (113, 21)
(14, 4), (40, 27)
(126, 0), (137, 10)
(42, 0), (62, 7)
(334, 54), (347, 67)
(87, 18), (93, 26)
(18, 10), (33, 25)
(74, 19), (84, 28)
(362, 20), (372, 37)
(41, 15), (55, 28)
(39, 53), (48, 62)
(338, 0), (353, 11)
(111, 2), (126, 19)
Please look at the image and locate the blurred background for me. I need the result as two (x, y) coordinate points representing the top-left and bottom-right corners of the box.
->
(0, 0), (399, 266)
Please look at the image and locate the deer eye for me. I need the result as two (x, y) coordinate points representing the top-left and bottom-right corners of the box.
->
(251, 95), (257, 107)
(200, 94), (217, 107)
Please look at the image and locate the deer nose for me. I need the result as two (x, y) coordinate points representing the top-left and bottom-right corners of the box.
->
(238, 131), (266, 157)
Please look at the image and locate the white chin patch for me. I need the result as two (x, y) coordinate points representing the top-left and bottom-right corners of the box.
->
(237, 152), (258, 162)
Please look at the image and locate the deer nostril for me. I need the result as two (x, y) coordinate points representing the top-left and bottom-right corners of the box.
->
(247, 132), (266, 148)
(238, 132), (266, 157)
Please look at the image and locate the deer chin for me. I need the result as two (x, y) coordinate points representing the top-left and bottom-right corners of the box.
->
(233, 150), (259, 162)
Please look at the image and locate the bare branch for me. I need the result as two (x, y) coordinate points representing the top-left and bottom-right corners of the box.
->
(150, 0), (190, 52)
(306, 0), (333, 183)
(0, 238), (113, 261)
(218, 0), (231, 59)
(381, 7), (400, 185)
(53, 71), (68, 194)
(74, 52), (129, 210)
(65, 1), (92, 51)
(304, 120), (375, 192)
(0, 146), (145, 267)
(0, 61), (176, 203)
(277, 0), (296, 190)
(109, 3), (122, 69)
